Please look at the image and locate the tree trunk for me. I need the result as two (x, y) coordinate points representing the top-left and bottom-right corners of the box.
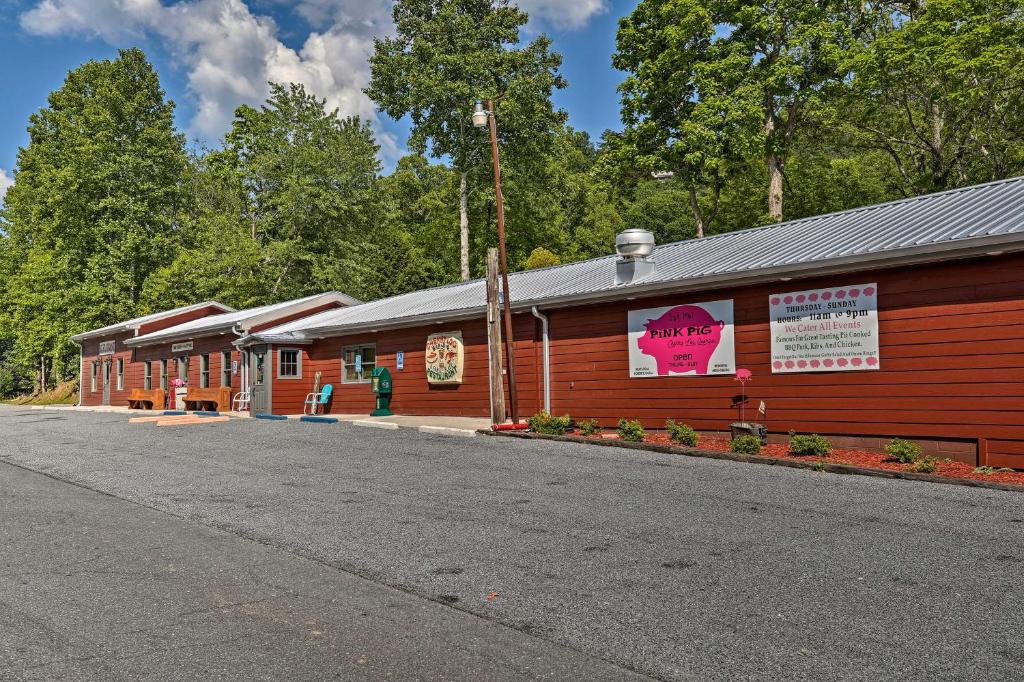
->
(459, 172), (470, 281)
(767, 153), (784, 222)
(688, 188), (706, 238)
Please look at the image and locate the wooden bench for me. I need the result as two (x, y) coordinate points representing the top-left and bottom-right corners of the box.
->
(183, 386), (232, 413)
(127, 388), (166, 410)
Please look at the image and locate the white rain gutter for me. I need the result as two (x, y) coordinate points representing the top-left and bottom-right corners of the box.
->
(531, 306), (550, 414)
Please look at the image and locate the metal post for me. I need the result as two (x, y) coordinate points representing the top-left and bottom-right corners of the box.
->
(487, 99), (519, 423)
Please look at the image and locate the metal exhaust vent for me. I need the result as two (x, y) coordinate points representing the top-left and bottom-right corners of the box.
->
(615, 228), (656, 285)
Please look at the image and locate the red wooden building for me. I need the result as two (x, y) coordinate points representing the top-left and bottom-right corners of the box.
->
(235, 179), (1024, 468)
(73, 292), (356, 410)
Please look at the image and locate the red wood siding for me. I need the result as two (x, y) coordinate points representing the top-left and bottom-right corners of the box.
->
(268, 253), (1024, 466)
(134, 337), (242, 403)
(79, 331), (136, 407)
(271, 315), (541, 417)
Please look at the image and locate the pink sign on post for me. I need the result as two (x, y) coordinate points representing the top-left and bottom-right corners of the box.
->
(628, 300), (736, 377)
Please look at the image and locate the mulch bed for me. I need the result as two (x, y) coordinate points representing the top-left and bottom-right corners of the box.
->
(551, 431), (1024, 487)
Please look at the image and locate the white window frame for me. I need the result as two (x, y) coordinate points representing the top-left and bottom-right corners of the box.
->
(160, 359), (168, 390)
(91, 361), (98, 392)
(341, 344), (375, 384)
(144, 361), (152, 390)
(221, 351), (232, 387)
(277, 348), (302, 379)
(116, 358), (124, 391)
(200, 354), (210, 388)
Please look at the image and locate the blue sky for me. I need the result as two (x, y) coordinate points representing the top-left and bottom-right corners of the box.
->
(0, 0), (637, 193)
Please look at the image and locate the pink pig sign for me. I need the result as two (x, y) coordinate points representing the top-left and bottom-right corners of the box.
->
(628, 300), (736, 377)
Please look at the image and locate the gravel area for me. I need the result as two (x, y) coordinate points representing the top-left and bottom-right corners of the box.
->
(1, 405), (1022, 680)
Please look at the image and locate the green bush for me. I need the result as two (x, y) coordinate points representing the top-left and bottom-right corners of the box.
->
(789, 434), (833, 456)
(577, 418), (600, 436)
(886, 438), (922, 464)
(527, 411), (571, 435)
(617, 418), (646, 442)
(730, 435), (762, 455)
(911, 456), (937, 473)
(666, 420), (699, 447)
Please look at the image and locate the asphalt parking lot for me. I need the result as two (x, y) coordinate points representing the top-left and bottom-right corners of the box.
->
(2, 405), (1023, 680)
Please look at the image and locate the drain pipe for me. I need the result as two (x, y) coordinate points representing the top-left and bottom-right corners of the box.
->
(530, 306), (550, 414)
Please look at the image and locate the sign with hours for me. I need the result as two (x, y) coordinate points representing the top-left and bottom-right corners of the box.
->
(769, 283), (880, 372)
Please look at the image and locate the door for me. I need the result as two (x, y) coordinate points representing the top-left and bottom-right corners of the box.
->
(102, 360), (111, 405)
(250, 345), (271, 415)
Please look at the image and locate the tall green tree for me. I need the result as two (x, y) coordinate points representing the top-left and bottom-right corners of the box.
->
(366, 0), (566, 280)
(0, 47), (187, 387)
(845, 0), (1024, 194)
(613, 0), (866, 223)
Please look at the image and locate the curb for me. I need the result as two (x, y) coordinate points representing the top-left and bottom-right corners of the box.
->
(419, 425), (477, 438)
(352, 420), (399, 430)
(300, 415), (339, 424)
(480, 430), (1024, 494)
(254, 414), (288, 421)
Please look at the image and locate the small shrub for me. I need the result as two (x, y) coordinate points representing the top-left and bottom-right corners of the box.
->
(911, 456), (937, 474)
(730, 434), (762, 455)
(974, 466), (996, 475)
(617, 418), (646, 442)
(886, 438), (922, 464)
(811, 461), (827, 472)
(666, 420), (699, 447)
(577, 418), (600, 436)
(789, 434), (833, 456)
(527, 411), (571, 435)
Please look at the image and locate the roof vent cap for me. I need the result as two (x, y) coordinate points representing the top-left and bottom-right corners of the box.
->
(615, 228), (655, 259)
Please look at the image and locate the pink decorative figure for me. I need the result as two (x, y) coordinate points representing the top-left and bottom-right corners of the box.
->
(735, 368), (753, 423)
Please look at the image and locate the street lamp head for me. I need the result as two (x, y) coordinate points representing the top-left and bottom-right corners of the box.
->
(472, 100), (488, 128)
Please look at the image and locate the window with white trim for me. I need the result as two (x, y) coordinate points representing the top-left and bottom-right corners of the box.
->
(144, 361), (152, 390)
(116, 358), (124, 391)
(277, 348), (302, 379)
(91, 361), (98, 392)
(160, 360), (168, 390)
(341, 345), (375, 383)
(221, 351), (232, 387)
(200, 354), (210, 388)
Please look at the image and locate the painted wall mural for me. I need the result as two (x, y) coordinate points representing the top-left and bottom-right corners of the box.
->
(425, 331), (464, 384)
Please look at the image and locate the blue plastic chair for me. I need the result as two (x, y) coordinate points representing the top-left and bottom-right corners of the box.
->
(303, 383), (333, 415)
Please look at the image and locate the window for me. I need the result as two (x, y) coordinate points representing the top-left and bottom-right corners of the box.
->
(342, 344), (375, 383)
(221, 351), (232, 387)
(160, 360), (168, 390)
(91, 361), (98, 392)
(144, 362), (152, 390)
(200, 354), (210, 388)
(116, 358), (124, 391)
(277, 348), (302, 379)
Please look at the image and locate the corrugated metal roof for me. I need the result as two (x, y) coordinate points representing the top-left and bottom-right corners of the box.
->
(250, 177), (1024, 341)
(126, 291), (360, 346)
(70, 301), (235, 342)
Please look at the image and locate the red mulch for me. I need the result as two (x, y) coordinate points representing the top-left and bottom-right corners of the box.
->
(578, 432), (1024, 485)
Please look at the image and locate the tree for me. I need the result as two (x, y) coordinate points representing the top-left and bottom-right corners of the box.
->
(366, 0), (566, 280)
(0, 48), (187, 387)
(524, 247), (560, 269)
(845, 0), (1024, 194)
(613, 0), (863, 222)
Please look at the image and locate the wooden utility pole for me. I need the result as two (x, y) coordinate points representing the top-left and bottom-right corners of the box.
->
(486, 98), (519, 423)
(485, 248), (506, 424)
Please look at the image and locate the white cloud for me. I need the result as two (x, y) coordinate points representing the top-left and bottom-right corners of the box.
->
(18, 0), (604, 165)
(0, 168), (13, 204)
(518, 0), (608, 30)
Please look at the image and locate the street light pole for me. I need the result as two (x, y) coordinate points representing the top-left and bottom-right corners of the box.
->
(475, 99), (519, 423)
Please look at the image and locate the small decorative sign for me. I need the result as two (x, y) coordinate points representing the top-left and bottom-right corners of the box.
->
(627, 300), (736, 377)
(355, 354), (363, 375)
(231, 360), (238, 375)
(98, 340), (116, 356)
(171, 341), (194, 353)
(396, 351), (405, 371)
(426, 331), (464, 384)
(769, 283), (879, 372)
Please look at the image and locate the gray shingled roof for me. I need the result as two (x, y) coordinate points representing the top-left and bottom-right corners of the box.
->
(126, 291), (360, 346)
(70, 301), (235, 342)
(247, 177), (1024, 342)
